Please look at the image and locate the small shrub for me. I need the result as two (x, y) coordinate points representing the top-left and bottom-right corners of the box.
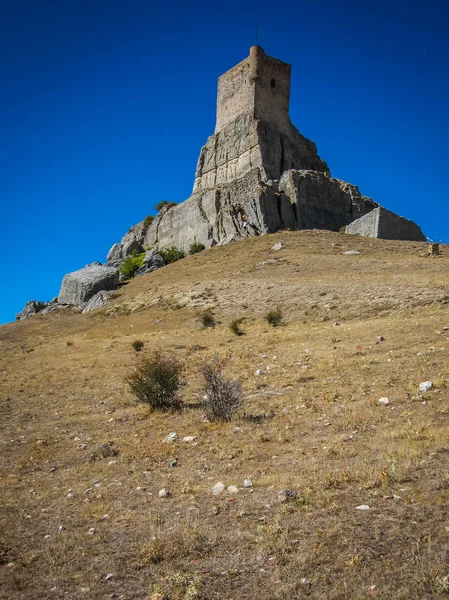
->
(266, 308), (283, 327)
(126, 350), (183, 410)
(229, 318), (244, 336)
(155, 200), (177, 212)
(131, 340), (144, 352)
(142, 215), (154, 230)
(159, 246), (185, 264)
(200, 356), (244, 422)
(199, 310), (215, 329)
(120, 251), (145, 280)
(189, 241), (206, 255)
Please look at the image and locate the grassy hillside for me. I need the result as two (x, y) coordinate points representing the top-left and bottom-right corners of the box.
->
(1, 230), (448, 599)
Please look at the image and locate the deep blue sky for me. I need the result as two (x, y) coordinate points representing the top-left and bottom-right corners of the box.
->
(1, 0), (448, 324)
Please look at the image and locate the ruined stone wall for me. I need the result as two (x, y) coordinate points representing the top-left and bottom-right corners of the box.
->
(215, 46), (291, 135)
(254, 51), (291, 134)
(215, 57), (254, 133)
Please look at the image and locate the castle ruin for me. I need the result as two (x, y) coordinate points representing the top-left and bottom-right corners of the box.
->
(109, 46), (425, 260)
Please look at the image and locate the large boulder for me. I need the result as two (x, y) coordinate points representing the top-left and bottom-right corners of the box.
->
(58, 263), (119, 305)
(345, 207), (426, 241)
(82, 290), (114, 313)
(134, 251), (165, 277)
(107, 243), (123, 263)
(16, 300), (48, 321)
(122, 239), (145, 257)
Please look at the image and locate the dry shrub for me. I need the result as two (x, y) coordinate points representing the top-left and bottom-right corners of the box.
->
(199, 309), (215, 328)
(266, 307), (283, 327)
(200, 356), (244, 422)
(126, 350), (183, 410)
(140, 523), (213, 566)
(229, 318), (244, 336)
(131, 339), (144, 352)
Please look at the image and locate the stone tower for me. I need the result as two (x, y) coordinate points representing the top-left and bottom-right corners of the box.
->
(107, 46), (426, 259)
(193, 46), (329, 194)
(215, 46), (291, 135)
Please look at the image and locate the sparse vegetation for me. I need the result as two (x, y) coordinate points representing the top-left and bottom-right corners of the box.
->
(189, 241), (206, 255)
(155, 200), (177, 211)
(120, 251), (145, 279)
(126, 350), (183, 410)
(199, 309), (215, 328)
(200, 356), (245, 421)
(131, 339), (144, 352)
(159, 246), (185, 264)
(266, 307), (283, 326)
(229, 317), (245, 336)
(2, 230), (448, 600)
(142, 215), (154, 230)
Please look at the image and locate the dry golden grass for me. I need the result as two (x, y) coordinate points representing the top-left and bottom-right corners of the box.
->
(1, 230), (448, 599)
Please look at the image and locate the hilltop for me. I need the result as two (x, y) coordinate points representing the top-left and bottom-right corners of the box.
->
(1, 230), (449, 599)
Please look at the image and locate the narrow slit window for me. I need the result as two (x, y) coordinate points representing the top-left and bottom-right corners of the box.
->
(271, 78), (276, 89)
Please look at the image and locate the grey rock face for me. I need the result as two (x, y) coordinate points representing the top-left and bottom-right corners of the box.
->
(122, 239), (145, 257)
(16, 300), (48, 321)
(134, 251), (165, 277)
(279, 170), (377, 231)
(345, 207), (426, 241)
(58, 264), (119, 305)
(82, 290), (113, 313)
(193, 114), (329, 195)
(107, 243), (123, 263)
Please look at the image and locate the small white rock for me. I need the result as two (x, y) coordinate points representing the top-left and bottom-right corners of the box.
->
(182, 436), (197, 443)
(163, 432), (178, 444)
(104, 573), (113, 581)
(355, 504), (370, 510)
(343, 250), (361, 255)
(378, 397), (390, 406)
(211, 482), (225, 495)
(419, 381), (433, 392)
(227, 485), (239, 495)
(255, 369), (263, 376)
(243, 478), (253, 488)
(87, 527), (96, 535)
(158, 488), (170, 498)
(271, 242), (283, 250)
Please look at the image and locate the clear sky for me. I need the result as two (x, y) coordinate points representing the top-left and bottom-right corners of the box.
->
(1, 0), (448, 324)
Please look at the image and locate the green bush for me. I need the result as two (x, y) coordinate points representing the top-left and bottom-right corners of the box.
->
(120, 252), (145, 280)
(266, 308), (283, 327)
(200, 357), (244, 422)
(142, 215), (154, 230)
(155, 200), (177, 212)
(199, 309), (215, 329)
(159, 246), (185, 264)
(189, 241), (206, 255)
(229, 318), (244, 336)
(126, 350), (183, 411)
(131, 340), (144, 352)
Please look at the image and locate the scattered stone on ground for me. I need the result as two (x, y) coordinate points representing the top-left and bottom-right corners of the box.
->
(211, 482), (225, 495)
(419, 381), (433, 392)
(378, 397), (390, 406)
(163, 432), (178, 443)
(243, 478), (253, 488)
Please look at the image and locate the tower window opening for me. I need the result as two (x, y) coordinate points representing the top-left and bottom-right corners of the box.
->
(271, 78), (276, 89)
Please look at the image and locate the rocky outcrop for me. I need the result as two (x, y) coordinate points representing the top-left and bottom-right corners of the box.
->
(345, 207), (426, 241)
(58, 263), (119, 305)
(193, 114), (328, 195)
(279, 170), (378, 231)
(16, 300), (49, 321)
(82, 290), (114, 314)
(134, 251), (165, 276)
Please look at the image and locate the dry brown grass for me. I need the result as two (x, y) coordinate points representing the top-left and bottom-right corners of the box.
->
(1, 230), (448, 599)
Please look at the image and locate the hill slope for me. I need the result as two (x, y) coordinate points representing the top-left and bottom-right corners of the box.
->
(1, 231), (449, 599)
